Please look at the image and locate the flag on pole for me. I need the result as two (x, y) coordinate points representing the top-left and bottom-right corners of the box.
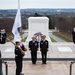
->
(12, 0), (21, 42)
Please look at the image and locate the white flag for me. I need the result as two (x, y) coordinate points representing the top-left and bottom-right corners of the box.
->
(12, 0), (21, 42)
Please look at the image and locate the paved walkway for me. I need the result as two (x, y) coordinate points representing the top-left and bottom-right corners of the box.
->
(2, 61), (72, 75)
(22, 33), (28, 39)
(1, 42), (75, 75)
(49, 33), (65, 42)
(23, 29), (64, 42)
(23, 30), (65, 42)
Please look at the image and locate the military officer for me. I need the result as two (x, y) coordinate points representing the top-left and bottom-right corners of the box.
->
(0, 51), (3, 75)
(40, 35), (49, 64)
(0, 51), (1, 58)
(15, 40), (26, 75)
(29, 36), (38, 64)
(72, 28), (75, 44)
(0, 31), (1, 43)
(0, 29), (7, 44)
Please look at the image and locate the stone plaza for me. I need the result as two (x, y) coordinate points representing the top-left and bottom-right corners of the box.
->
(1, 17), (75, 75)
(1, 42), (75, 75)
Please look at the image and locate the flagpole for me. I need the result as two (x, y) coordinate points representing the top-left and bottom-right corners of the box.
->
(18, 0), (23, 42)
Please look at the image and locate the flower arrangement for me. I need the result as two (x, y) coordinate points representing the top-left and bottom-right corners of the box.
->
(34, 32), (42, 36)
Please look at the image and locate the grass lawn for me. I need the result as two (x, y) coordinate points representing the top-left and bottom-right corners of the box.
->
(6, 37), (13, 42)
(50, 37), (57, 42)
(53, 32), (72, 42)
(22, 37), (27, 42)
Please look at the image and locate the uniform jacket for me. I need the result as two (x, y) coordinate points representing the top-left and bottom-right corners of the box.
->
(15, 45), (25, 57)
(29, 41), (38, 52)
(72, 31), (75, 44)
(0, 32), (7, 39)
(40, 40), (49, 51)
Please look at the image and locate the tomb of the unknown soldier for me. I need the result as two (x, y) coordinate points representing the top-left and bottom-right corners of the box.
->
(25, 17), (51, 47)
(0, 4), (75, 75)
(1, 16), (75, 75)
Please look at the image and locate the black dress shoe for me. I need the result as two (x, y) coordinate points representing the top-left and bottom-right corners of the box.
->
(32, 62), (36, 64)
(44, 62), (47, 64)
(42, 62), (47, 64)
(42, 62), (44, 64)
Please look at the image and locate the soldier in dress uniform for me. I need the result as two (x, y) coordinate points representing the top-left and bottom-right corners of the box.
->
(0, 31), (1, 43)
(0, 29), (7, 44)
(72, 28), (75, 44)
(40, 35), (49, 64)
(29, 36), (38, 64)
(0, 51), (3, 75)
(15, 40), (26, 75)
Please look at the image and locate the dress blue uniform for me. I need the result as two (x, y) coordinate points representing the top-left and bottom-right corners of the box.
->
(72, 31), (75, 44)
(40, 40), (49, 64)
(15, 44), (25, 75)
(29, 41), (38, 64)
(0, 31), (7, 44)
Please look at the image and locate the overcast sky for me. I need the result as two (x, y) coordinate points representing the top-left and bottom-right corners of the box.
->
(0, 0), (75, 9)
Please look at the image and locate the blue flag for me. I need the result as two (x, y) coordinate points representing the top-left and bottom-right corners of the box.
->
(12, 0), (21, 42)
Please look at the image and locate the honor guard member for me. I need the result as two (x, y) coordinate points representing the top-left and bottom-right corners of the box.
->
(29, 36), (38, 64)
(40, 35), (49, 64)
(0, 31), (1, 43)
(0, 51), (3, 75)
(72, 28), (75, 44)
(15, 40), (26, 75)
(0, 29), (7, 44)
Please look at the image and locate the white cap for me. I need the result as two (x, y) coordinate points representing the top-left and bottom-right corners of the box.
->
(73, 28), (75, 32)
(13, 38), (21, 43)
(15, 39), (21, 42)
(1, 29), (5, 32)
(32, 36), (36, 39)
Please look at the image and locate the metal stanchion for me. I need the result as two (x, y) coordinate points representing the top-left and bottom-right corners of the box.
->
(4, 62), (8, 75)
(70, 62), (72, 75)
(0, 51), (3, 75)
(70, 61), (75, 75)
(0, 51), (1, 57)
(0, 51), (8, 75)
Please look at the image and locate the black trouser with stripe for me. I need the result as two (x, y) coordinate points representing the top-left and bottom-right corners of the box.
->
(31, 51), (37, 64)
(41, 51), (47, 64)
(15, 56), (23, 75)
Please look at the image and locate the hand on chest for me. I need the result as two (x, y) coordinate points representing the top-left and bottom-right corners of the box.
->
(41, 41), (47, 45)
(31, 42), (37, 46)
